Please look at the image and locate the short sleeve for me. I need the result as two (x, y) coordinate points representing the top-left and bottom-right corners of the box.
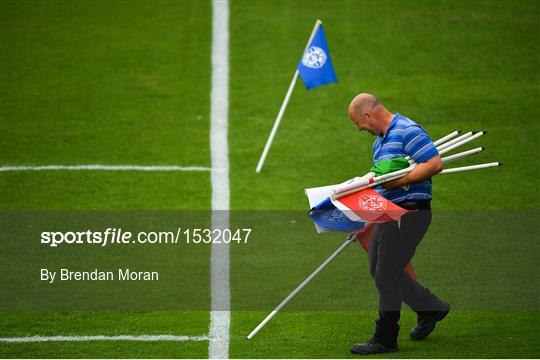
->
(402, 126), (438, 163)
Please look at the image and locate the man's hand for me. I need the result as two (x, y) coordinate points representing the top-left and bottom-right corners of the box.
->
(382, 155), (443, 190)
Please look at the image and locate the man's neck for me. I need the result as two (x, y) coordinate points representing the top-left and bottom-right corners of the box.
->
(379, 112), (395, 136)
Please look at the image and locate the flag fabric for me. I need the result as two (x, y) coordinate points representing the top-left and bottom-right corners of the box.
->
(370, 156), (410, 177)
(305, 156), (411, 233)
(297, 25), (338, 90)
(306, 166), (417, 279)
(309, 197), (367, 233)
(332, 188), (408, 223)
(309, 188), (407, 233)
(306, 155), (451, 281)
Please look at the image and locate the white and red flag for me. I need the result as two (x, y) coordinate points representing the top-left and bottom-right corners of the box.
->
(332, 188), (407, 223)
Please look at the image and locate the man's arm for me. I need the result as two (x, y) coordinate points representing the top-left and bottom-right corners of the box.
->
(383, 154), (443, 190)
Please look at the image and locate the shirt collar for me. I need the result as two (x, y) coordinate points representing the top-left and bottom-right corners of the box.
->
(380, 113), (400, 140)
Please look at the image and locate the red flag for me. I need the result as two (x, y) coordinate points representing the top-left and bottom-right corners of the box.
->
(333, 188), (408, 223)
(333, 188), (416, 279)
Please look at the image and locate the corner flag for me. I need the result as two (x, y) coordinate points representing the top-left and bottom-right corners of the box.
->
(297, 25), (338, 90)
(255, 20), (337, 173)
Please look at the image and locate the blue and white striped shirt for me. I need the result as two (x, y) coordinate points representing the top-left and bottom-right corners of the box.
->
(373, 113), (438, 203)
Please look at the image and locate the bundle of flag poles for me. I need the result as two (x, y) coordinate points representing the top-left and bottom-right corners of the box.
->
(306, 130), (500, 233)
(246, 129), (501, 340)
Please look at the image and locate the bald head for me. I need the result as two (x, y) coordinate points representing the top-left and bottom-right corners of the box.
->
(348, 93), (380, 117)
(348, 93), (393, 136)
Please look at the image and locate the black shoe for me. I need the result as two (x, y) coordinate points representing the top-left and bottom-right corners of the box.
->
(351, 338), (398, 355)
(410, 302), (450, 340)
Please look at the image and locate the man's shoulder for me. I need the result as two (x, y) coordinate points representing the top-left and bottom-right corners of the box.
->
(394, 114), (428, 137)
(394, 114), (420, 129)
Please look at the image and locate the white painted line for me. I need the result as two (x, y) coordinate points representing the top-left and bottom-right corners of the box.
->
(209, 0), (230, 359)
(0, 335), (210, 343)
(0, 165), (211, 172)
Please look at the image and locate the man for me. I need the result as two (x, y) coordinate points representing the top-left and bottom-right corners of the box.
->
(347, 93), (450, 355)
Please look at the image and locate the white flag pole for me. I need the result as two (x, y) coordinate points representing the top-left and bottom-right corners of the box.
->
(246, 233), (355, 339)
(255, 70), (300, 173)
(255, 20), (323, 173)
(440, 161), (501, 174)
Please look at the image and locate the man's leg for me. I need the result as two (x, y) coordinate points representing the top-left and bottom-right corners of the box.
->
(353, 209), (433, 354)
(366, 223), (401, 348)
(368, 210), (445, 312)
(351, 227), (398, 355)
(401, 275), (447, 311)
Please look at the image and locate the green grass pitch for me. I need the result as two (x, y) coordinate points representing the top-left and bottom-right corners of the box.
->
(1, 0), (539, 358)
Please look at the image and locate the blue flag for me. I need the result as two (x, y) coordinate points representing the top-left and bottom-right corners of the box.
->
(297, 25), (338, 90)
(309, 197), (366, 233)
